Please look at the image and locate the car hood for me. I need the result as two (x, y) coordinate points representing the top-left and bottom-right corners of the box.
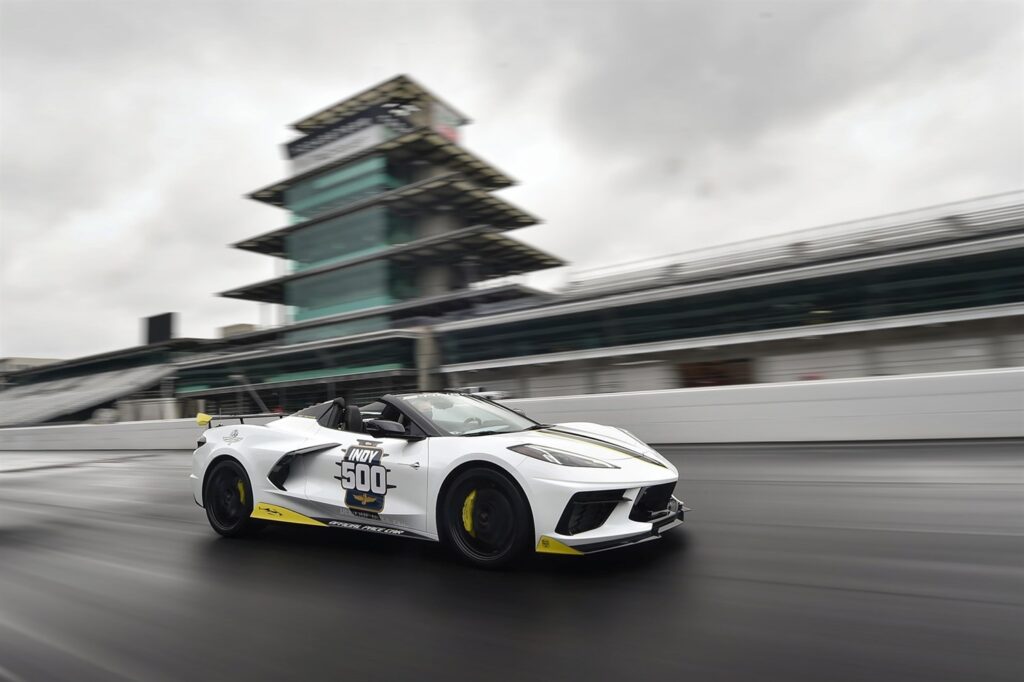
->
(483, 422), (668, 467)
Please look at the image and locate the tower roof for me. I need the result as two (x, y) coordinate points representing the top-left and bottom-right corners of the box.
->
(290, 74), (470, 134)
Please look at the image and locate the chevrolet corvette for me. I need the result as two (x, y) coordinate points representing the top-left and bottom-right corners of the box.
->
(192, 391), (687, 568)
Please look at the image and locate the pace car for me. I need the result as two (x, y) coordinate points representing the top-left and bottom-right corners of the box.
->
(192, 391), (687, 567)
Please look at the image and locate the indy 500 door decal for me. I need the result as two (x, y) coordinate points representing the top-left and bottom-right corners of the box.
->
(335, 440), (394, 518)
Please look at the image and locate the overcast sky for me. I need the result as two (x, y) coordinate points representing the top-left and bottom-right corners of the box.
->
(1, 0), (1021, 359)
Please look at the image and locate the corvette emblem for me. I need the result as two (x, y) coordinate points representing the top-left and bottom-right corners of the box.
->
(223, 429), (243, 443)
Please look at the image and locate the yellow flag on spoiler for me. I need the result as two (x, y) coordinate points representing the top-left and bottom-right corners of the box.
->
(196, 412), (212, 427)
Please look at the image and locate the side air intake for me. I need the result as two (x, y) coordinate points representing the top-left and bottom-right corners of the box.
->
(268, 443), (338, 491)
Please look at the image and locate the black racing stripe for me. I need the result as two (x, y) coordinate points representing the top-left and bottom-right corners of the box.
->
(540, 427), (641, 456)
(288, 443), (340, 457)
(541, 427), (667, 468)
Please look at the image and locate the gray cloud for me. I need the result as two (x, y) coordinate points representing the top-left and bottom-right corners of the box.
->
(462, 0), (1023, 270)
(1, 0), (1021, 358)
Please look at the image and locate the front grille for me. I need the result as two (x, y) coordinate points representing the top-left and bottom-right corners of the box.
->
(629, 482), (676, 522)
(556, 489), (625, 536)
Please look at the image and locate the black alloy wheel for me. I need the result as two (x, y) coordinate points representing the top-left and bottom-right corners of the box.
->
(204, 459), (259, 537)
(442, 467), (532, 568)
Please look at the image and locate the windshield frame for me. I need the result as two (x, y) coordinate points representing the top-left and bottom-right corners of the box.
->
(386, 392), (539, 437)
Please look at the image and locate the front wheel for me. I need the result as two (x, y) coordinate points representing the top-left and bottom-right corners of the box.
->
(441, 467), (532, 569)
(204, 459), (260, 537)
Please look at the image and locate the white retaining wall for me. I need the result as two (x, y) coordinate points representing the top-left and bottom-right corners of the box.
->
(507, 368), (1024, 443)
(0, 370), (1020, 450)
(0, 416), (277, 452)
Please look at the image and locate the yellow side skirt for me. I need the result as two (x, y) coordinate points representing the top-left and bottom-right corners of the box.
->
(536, 535), (583, 556)
(252, 503), (326, 527)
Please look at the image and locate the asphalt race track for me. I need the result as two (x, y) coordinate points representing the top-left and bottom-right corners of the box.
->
(0, 443), (1021, 682)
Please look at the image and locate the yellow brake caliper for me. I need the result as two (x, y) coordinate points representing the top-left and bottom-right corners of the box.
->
(236, 480), (246, 505)
(461, 490), (477, 537)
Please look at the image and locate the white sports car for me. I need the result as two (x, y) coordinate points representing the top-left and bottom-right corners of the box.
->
(191, 391), (688, 567)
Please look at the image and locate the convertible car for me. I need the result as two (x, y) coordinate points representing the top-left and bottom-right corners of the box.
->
(192, 391), (687, 567)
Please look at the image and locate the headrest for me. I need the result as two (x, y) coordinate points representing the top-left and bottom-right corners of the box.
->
(344, 405), (363, 433)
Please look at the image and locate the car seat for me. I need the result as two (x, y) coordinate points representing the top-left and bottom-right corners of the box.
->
(343, 404), (363, 433)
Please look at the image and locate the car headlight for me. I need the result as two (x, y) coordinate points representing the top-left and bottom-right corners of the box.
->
(509, 444), (619, 469)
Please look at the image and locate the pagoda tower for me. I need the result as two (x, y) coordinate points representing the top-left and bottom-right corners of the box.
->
(213, 75), (561, 398)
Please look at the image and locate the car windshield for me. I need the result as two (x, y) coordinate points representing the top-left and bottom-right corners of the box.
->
(395, 392), (538, 436)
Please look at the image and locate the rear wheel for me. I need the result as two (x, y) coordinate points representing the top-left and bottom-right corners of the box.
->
(204, 459), (260, 537)
(441, 467), (532, 568)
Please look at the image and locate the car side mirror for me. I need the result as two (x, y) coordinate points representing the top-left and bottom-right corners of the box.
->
(365, 419), (407, 436)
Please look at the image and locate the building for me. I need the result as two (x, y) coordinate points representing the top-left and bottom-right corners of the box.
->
(0, 339), (205, 426)
(0, 357), (60, 377)
(1, 75), (1022, 425)
(0, 357), (61, 389)
(438, 192), (1024, 396)
(173, 75), (562, 412)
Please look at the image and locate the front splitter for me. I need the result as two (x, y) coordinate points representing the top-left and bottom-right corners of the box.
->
(536, 502), (688, 556)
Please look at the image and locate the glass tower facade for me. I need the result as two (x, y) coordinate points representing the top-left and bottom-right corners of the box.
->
(181, 75), (562, 410)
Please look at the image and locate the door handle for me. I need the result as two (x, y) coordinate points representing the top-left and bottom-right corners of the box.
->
(394, 461), (421, 469)
(410, 461), (421, 470)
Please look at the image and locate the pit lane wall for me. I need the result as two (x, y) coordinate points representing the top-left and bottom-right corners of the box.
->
(505, 369), (1024, 443)
(0, 369), (1020, 450)
(0, 416), (279, 452)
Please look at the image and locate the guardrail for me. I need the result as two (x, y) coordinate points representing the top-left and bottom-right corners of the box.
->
(0, 369), (1020, 450)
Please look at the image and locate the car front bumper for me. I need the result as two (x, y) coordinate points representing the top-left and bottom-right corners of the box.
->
(535, 495), (690, 556)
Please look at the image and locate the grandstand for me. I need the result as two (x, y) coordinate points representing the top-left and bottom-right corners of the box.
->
(437, 192), (1024, 397)
(562, 192), (1023, 301)
(0, 340), (203, 426)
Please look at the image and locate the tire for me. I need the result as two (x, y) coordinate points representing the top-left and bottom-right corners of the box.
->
(204, 459), (260, 538)
(440, 466), (533, 569)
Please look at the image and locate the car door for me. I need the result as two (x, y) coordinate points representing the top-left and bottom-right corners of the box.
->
(303, 423), (430, 534)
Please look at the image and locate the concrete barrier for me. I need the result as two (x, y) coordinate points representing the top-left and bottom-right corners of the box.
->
(0, 369), (1020, 450)
(0, 416), (277, 452)
(506, 368), (1024, 443)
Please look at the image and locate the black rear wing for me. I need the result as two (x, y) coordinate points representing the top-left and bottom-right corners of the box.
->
(195, 412), (284, 427)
